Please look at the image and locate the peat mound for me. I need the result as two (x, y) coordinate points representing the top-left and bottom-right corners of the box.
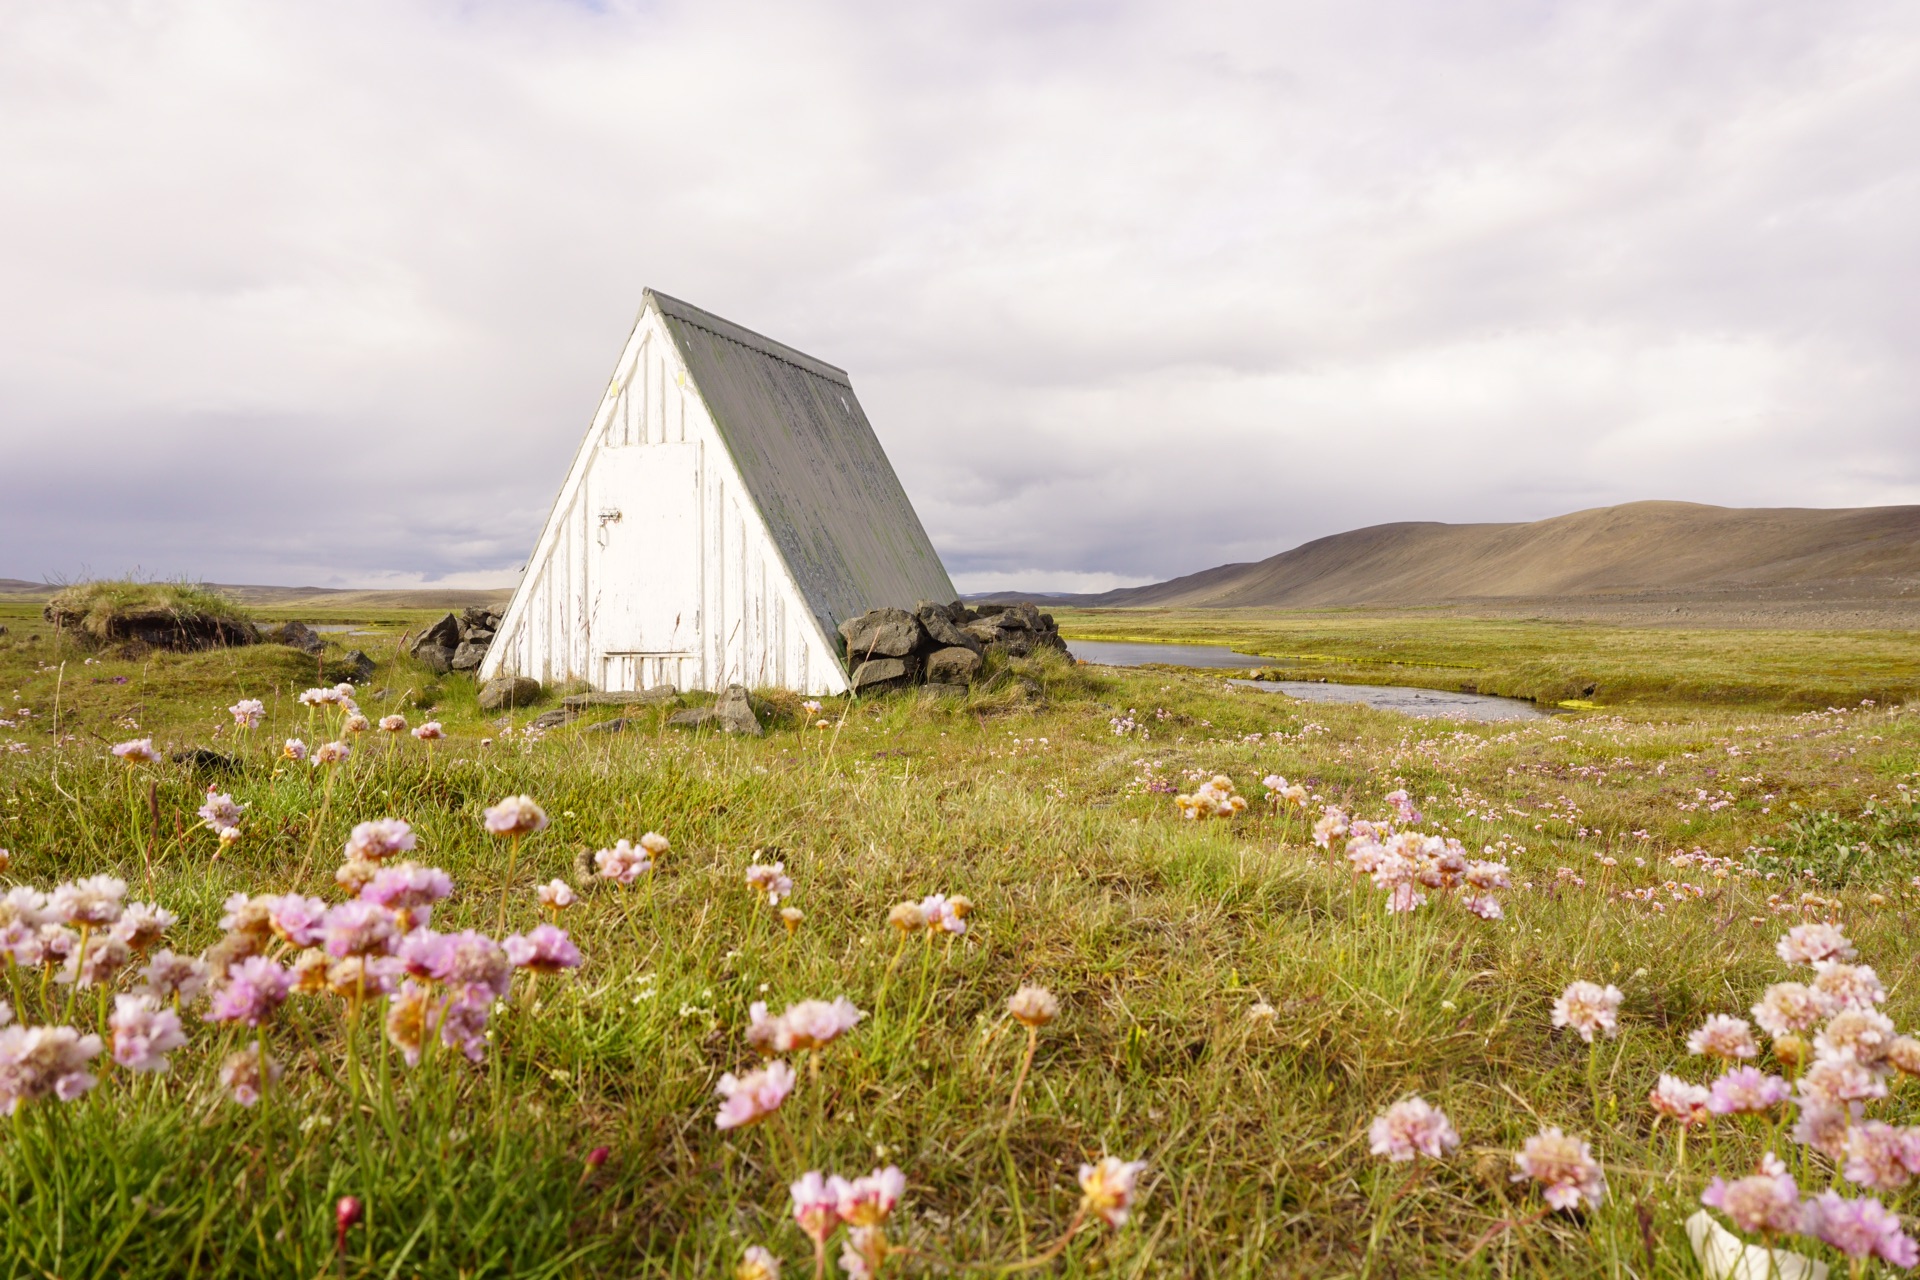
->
(43, 581), (258, 654)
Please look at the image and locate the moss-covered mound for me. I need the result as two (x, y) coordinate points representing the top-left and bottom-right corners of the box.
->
(43, 580), (257, 652)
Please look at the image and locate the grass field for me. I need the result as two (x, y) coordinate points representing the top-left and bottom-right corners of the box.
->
(1, 599), (1919, 1277)
(1053, 606), (1920, 710)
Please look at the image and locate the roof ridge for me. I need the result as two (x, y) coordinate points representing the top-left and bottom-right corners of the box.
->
(646, 289), (850, 385)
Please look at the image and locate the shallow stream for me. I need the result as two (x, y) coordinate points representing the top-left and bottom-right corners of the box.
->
(1066, 638), (1547, 722)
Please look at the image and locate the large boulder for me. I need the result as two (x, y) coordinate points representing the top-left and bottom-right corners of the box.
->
(925, 646), (982, 685)
(666, 685), (763, 735)
(339, 649), (376, 684)
(839, 608), (924, 660)
(916, 603), (981, 655)
(457, 605), (502, 645)
(477, 675), (541, 711)
(713, 684), (763, 736)
(267, 621), (326, 655)
(418, 613), (461, 650)
(450, 641), (488, 672)
(964, 602), (1067, 657)
(850, 655), (918, 694)
(415, 644), (454, 675)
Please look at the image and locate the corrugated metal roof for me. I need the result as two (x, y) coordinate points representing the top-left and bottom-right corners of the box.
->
(649, 290), (957, 634)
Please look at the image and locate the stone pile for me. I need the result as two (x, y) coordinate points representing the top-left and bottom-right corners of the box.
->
(838, 600), (1067, 695)
(410, 606), (505, 675)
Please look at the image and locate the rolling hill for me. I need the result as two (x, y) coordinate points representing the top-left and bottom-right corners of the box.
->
(1057, 502), (1920, 610)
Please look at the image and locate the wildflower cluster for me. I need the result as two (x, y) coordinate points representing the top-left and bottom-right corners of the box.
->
(788, 1167), (907, 1279)
(1343, 812), (1512, 918)
(1174, 774), (1246, 820)
(1679, 921), (1920, 1268)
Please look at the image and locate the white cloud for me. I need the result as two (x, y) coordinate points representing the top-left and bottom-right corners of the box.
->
(1, 0), (1916, 591)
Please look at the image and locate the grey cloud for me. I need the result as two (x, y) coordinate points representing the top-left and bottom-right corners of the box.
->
(1, 0), (1917, 592)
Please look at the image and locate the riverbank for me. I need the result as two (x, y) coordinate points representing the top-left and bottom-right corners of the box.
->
(1053, 606), (1920, 710)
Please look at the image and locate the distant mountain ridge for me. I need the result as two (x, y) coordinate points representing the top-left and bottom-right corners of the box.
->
(1023, 502), (1920, 609)
(0, 580), (513, 610)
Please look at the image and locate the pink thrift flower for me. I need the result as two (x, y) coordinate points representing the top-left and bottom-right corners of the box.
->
(1311, 806), (1349, 848)
(1648, 1075), (1711, 1127)
(49, 875), (126, 928)
(1552, 981), (1623, 1043)
(737, 1245), (780, 1280)
(385, 982), (435, 1066)
(311, 740), (350, 766)
(1369, 1096), (1461, 1162)
(482, 795), (548, 838)
(438, 987), (492, 1062)
(768, 998), (864, 1052)
(110, 901), (175, 951)
(206, 956), (290, 1027)
(1778, 922), (1855, 967)
(1385, 881), (1426, 914)
(1751, 982), (1834, 1039)
(1813, 961), (1886, 1011)
(537, 880), (575, 910)
(1807, 1191), (1919, 1265)
(1462, 894), (1503, 920)
(1707, 1066), (1792, 1115)
(745, 862), (793, 906)
(714, 1060), (796, 1130)
(594, 839), (653, 884)
(1842, 1121), (1920, 1191)
(503, 924), (580, 973)
(197, 789), (246, 832)
(282, 738), (308, 762)
(1815, 1008), (1897, 1069)
(411, 722), (444, 741)
(0, 1024), (102, 1112)
(1687, 1014), (1759, 1062)
(111, 738), (159, 765)
(1702, 1155), (1802, 1236)
(1384, 789), (1422, 824)
(396, 929), (454, 981)
(322, 900), (399, 958)
(344, 817), (416, 862)
(229, 699), (265, 728)
(62, 933), (130, 988)
(326, 954), (405, 1000)
(833, 1166), (906, 1226)
(110, 994), (186, 1072)
(1464, 859), (1512, 890)
(379, 714), (407, 733)
(1793, 1102), (1853, 1159)
(1513, 1127), (1606, 1211)
(360, 863), (453, 922)
(1078, 1156), (1147, 1228)
(791, 1170), (840, 1242)
(919, 893), (967, 934)
(135, 950), (208, 1004)
(266, 894), (329, 948)
(1800, 1055), (1889, 1108)
(444, 930), (514, 997)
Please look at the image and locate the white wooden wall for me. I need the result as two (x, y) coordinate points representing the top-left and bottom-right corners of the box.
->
(479, 306), (849, 695)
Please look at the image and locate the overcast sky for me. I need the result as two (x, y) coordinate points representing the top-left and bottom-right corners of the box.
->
(3, 1), (1917, 593)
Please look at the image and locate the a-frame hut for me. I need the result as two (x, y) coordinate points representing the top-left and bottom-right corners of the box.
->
(478, 290), (956, 696)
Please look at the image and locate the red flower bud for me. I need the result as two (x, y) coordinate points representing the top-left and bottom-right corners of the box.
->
(585, 1146), (610, 1170)
(335, 1196), (364, 1253)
